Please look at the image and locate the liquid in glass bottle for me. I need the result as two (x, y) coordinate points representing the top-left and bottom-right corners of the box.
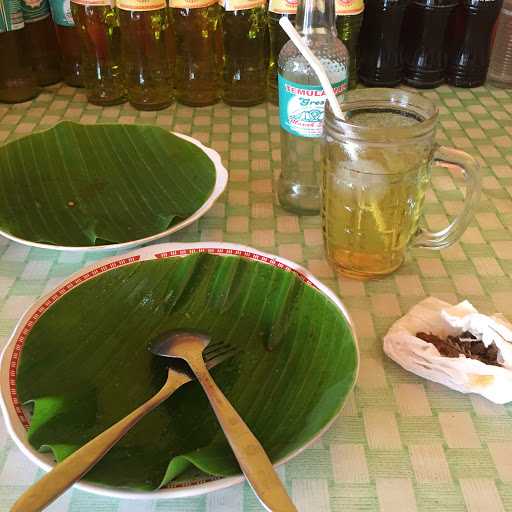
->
(278, 0), (349, 215)
(71, 0), (125, 105)
(267, 0), (296, 105)
(401, 0), (457, 88)
(445, 0), (503, 87)
(358, 0), (408, 86)
(221, 0), (268, 106)
(118, 0), (173, 110)
(49, 0), (82, 86)
(21, 0), (63, 85)
(335, 0), (363, 89)
(0, 0), (39, 103)
(170, 0), (222, 106)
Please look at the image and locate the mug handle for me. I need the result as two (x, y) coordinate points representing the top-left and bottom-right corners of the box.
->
(412, 145), (481, 250)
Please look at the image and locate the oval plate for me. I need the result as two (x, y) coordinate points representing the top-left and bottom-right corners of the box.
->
(0, 242), (359, 500)
(0, 128), (227, 252)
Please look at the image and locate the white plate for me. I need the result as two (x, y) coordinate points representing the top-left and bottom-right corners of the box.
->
(0, 133), (228, 252)
(0, 242), (359, 500)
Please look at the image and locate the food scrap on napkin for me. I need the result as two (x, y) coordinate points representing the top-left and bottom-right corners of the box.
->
(383, 297), (512, 404)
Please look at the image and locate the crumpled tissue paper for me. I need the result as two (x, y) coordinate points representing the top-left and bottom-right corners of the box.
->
(383, 297), (512, 404)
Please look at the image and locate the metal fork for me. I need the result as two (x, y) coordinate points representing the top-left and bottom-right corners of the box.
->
(11, 341), (237, 512)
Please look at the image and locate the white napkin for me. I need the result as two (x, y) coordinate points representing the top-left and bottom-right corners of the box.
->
(383, 297), (512, 404)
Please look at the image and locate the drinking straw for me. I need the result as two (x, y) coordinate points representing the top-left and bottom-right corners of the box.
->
(279, 16), (345, 120)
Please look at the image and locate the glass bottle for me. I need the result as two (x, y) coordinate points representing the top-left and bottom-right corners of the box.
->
(267, 0), (296, 105)
(0, 0), (39, 103)
(401, 0), (457, 88)
(71, 0), (125, 105)
(277, 0), (349, 215)
(21, 0), (63, 85)
(358, 0), (408, 86)
(170, 0), (222, 106)
(335, 0), (364, 89)
(118, 0), (173, 110)
(49, 0), (82, 86)
(221, 0), (268, 106)
(445, 0), (504, 87)
(488, 0), (512, 87)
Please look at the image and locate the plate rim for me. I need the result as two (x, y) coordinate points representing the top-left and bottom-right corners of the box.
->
(0, 125), (228, 252)
(0, 241), (360, 500)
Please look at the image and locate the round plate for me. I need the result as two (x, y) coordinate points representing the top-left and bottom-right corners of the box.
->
(0, 242), (359, 500)
(0, 132), (228, 252)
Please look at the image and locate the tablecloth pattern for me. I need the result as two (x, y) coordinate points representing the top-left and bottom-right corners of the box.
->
(0, 83), (511, 512)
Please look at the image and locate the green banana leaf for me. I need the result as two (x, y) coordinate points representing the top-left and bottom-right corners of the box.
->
(0, 122), (216, 247)
(16, 253), (357, 490)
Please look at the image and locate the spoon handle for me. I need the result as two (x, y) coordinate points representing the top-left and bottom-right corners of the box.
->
(11, 372), (189, 512)
(191, 359), (297, 512)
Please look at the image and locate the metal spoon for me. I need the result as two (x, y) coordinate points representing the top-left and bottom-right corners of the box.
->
(150, 330), (297, 512)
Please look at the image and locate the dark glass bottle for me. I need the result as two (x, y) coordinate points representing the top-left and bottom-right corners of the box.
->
(221, 0), (268, 106)
(335, 0), (364, 89)
(49, 0), (82, 86)
(21, 0), (62, 85)
(0, 1), (39, 103)
(171, 1), (222, 106)
(267, 0), (296, 105)
(401, 0), (457, 88)
(445, 0), (504, 87)
(358, 0), (408, 86)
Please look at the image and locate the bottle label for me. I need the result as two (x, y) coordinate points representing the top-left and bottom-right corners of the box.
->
(169, 0), (216, 7)
(220, 0), (265, 11)
(20, 0), (51, 22)
(117, 0), (166, 10)
(278, 75), (347, 138)
(70, 0), (114, 6)
(48, 0), (73, 25)
(0, 0), (25, 31)
(268, 0), (297, 14)
(335, 0), (364, 15)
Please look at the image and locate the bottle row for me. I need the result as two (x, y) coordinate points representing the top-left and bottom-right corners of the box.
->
(366, 0), (504, 89)
(0, 0), (505, 109)
(0, 0), (363, 108)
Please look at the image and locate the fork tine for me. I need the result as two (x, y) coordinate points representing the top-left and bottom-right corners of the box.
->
(203, 341), (227, 353)
(203, 342), (236, 359)
(204, 344), (238, 370)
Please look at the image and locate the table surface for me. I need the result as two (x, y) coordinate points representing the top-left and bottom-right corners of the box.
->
(0, 83), (511, 512)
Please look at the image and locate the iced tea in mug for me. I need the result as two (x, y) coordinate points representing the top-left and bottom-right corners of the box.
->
(321, 89), (480, 279)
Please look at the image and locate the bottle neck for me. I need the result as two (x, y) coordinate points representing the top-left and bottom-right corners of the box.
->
(295, 0), (336, 36)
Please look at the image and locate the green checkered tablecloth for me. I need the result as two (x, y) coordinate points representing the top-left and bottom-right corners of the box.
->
(0, 83), (511, 512)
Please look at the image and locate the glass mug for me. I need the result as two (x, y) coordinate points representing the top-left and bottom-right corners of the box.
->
(321, 88), (481, 279)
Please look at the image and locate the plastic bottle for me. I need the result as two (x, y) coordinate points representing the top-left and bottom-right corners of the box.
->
(71, 0), (125, 105)
(170, 0), (222, 106)
(401, 0), (457, 88)
(49, 0), (82, 86)
(487, 0), (512, 87)
(0, 0), (39, 103)
(221, 0), (268, 106)
(358, 0), (408, 86)
(118, 0), (173, 110)
(21, 0), (63, 85)
(445, 0), (504, 87)
(335, 0), (364, 89)
(267, 0), (296, 105)
(277, 0), (349, 215)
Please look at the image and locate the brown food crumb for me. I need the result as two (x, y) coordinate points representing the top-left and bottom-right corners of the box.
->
(416, 330), (502, 367)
